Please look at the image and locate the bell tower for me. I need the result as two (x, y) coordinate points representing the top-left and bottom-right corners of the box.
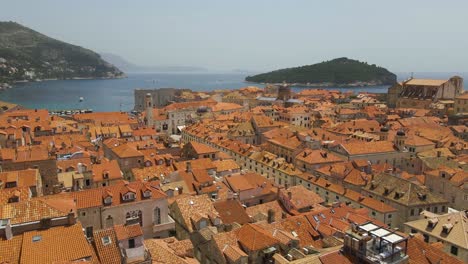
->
(145, 93), (154, 127)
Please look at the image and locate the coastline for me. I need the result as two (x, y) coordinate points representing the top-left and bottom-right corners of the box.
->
(0, 74), (127, 90)
(244, 80), (393, 89)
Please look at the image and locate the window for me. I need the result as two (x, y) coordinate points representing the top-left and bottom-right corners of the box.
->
(410, 209), (414, 216)
(423, 234), (429, 243)
(101, 236), (112, 245)
(199, 219), (207, 229)
(154, 207), (161, 225)
(450, 246), (458, 256)
(32, 235), (42, 242)
(85, 226), (93, 238)
(129, 238), (136, 249)
(105, 215), (113, 228)
(123, 193), (136, 201)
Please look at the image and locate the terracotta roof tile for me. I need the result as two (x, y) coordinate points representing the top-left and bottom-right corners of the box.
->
(92, 227), (121, 264)
(114, 223), (143, 241)
(20, 223), (94, 264)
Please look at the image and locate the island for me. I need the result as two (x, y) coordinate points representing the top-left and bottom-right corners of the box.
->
(245, 57), (397, 87)
(0, 21), (124, 89)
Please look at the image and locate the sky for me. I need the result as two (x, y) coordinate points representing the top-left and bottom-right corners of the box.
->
(1, 0), (468, 73)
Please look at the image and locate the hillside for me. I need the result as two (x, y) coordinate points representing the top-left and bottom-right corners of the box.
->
(245, 58), (396, 86)
(0, 21), (124, 88)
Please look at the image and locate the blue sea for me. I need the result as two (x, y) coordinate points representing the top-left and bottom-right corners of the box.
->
(0, 72), (465, 112)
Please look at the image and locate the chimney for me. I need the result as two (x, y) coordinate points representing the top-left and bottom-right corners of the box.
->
(186, 161), (192, 172)
(5, 222), (12, 240)
(178, 186), (183, 195)
(287, 191), (292, 200)
(67, 211), (76, 226)
(437, 150), (442, 157)
(267, 209), (275, 223)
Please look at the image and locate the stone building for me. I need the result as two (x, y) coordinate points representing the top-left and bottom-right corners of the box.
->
(387, 76), (463, 109)
(53, 180), (174, 239)
(134, 88), (178, 111)
(404, 211), (468, 262)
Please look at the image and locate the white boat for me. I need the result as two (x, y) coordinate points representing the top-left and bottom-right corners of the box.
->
(79, 97), (84, 102)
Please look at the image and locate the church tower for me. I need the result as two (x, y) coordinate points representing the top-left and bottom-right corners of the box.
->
(394, 130), (407, 151)
(277, 82), (291, 101)
(378, 126), (389, 141)
(145, 93), (154, 127)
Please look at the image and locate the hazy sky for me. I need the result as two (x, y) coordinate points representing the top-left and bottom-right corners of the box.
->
(1, 0), (467, 72)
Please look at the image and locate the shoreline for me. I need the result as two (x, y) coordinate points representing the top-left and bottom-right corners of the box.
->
(0, 74), (126, 90)
(244, 80), (392, 89)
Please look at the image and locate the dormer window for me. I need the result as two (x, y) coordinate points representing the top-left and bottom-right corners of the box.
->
(5, 181), (17, 188)
(8, 196), (19, 203)
(143, 190), (151, 198)
(123, 192), (136, 201)
(427, 218), (438, 228)
(442, 223), (453, 234)
(103, 172), (109, 179)
(104, 196), (112, 205)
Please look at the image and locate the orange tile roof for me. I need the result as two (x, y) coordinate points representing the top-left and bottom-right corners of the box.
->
(246, 200), (290, 222)
(51, 180), (167, 209)
(296, 149), (343, 165)
(212, 159), (240, 172)
(281, 185), (324, 211)
(0, 169), (39, 188)
(340, 141), (396, 155)
(187, 141), (218, 154)
(92, 228), (121, 264)
(110, 143), (144, 158)
(406, 235), (463, 264)
(145, 238), (195, 264)
(20, 223), (94, 264)
(210, 102), (243, 112)
(319, 250), (353, 264)
(91, 159), (122, 183)
(235, 223), (279, 251)
(0, 198), (69, 224)
(0, 235), (23, 263)
(170, 194), (219, 233)
(213, 199), (251, 225)
(114, 223), (143, 241)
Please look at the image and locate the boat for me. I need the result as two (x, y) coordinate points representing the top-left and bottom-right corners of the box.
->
(79, 97), (84, 102)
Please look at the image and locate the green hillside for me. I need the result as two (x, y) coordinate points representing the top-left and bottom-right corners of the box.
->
(246, 57), (396, 86)
(0, 21), (124, 86)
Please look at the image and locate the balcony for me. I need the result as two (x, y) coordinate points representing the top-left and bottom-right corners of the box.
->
(153, 215), (175, 234)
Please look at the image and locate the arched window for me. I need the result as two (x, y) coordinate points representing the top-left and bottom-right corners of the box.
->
(154, 207), (161, 225)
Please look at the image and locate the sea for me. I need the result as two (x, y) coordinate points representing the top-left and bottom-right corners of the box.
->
(0, 72), (466, 112)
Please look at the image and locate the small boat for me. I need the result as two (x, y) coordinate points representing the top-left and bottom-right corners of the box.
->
(79, 97), (84, 102)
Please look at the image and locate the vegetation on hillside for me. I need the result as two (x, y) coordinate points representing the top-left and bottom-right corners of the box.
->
(0, 21), (124, 86)
(245, 57), (396, 86)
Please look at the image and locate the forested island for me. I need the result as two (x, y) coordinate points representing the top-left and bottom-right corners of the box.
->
(0, 21), (124, 89)
(245, 57), (397, 87)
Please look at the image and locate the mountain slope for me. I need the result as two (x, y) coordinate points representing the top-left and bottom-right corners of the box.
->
(0, 21), (124, 86)
(245, 57), (396, 86)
